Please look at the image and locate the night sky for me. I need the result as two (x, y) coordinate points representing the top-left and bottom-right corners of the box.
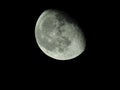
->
(5, 0), (115, 71)
(1, 0), (118, 87)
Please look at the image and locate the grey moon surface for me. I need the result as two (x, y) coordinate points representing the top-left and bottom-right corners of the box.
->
(35, 9), (86, 60)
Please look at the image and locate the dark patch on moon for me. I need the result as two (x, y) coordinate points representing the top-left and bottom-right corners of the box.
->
(41, 17), (56, 34)
(55, 10), (74, 25)
(55, 36), (71, 53)
(55, 14), (65, 26)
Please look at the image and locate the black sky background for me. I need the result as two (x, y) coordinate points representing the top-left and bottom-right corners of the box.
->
(1, 0), (119, 87)
(3, 0), (117, 73)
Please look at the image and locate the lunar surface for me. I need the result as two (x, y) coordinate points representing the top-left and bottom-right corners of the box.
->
(35, 9), (86, 60)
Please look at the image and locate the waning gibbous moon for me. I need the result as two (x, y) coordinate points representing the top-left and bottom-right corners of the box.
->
(35, 9), (86, 60)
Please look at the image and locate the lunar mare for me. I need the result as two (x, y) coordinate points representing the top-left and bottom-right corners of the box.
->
(35, 9), (86, 60)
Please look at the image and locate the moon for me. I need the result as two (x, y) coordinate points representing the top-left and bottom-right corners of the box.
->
(35, 9), (86, 60)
